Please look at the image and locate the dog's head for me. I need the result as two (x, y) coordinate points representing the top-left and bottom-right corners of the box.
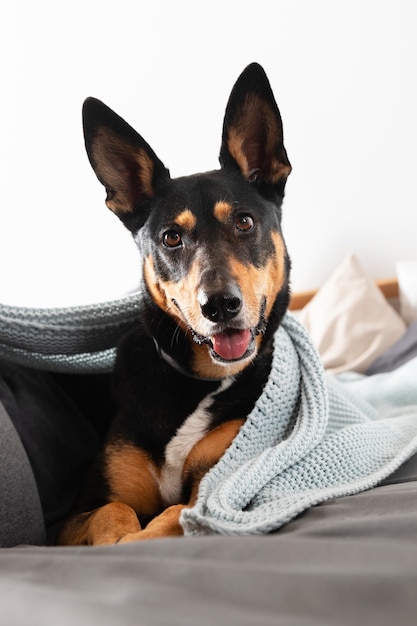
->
(83, 63), (291, 379)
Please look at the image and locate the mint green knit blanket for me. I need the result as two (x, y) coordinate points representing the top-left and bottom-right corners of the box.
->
(181, 314), (417, 535)
(0, 296), (141, 372)
(2, 299), (417, 535)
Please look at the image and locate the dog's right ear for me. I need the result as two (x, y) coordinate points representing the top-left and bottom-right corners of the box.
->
(83, 98), (170, 227)
(219, 63), (291, 193)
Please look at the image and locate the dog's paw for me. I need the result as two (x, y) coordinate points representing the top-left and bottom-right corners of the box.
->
(116, 528), (172, 543)
(117, 504), (186, 542)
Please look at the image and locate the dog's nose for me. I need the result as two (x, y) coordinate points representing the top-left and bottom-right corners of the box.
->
(200, 290), (242, 323)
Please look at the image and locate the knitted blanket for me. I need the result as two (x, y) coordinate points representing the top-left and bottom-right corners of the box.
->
(0, 295), (141, 373)
(2, 298), (417, 536)
(181, 314), (417, 535)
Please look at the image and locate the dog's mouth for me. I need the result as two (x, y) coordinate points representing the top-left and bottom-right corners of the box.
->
(210, 328), (254, 362)
(191, 306), (267, 364)
(192, 327), (255, 363)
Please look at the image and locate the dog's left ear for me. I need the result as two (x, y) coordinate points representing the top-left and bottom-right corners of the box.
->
(82, 98), (170, 228)
(220, 63), (291, 192)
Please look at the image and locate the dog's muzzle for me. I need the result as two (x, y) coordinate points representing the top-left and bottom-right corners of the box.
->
(192, 297), (267, 363)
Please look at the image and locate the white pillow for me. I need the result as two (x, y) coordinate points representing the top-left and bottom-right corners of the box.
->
(397, 260), (417, 325)
(297, 254), (406, 373)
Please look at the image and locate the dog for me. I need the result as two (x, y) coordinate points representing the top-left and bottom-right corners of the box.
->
(57, 62), (292, 545)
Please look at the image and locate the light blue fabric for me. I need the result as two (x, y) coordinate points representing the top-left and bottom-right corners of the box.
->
(181, 314), (417, 536)
(3, 296), (416, 536)
(0, 294), (142, 373)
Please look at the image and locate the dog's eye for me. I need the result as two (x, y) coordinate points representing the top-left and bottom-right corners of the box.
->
(163, 230), (182, 248)
(235, 214), (254, 232)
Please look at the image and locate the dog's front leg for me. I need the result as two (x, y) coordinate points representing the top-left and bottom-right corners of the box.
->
(58, 502), (142, 546)
(117, 504), (185, 543)
(117, 419), (245, 543)
(58, 440), (163, 546)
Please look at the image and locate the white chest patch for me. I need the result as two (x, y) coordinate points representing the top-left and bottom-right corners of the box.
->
(157, 378), (233, 506)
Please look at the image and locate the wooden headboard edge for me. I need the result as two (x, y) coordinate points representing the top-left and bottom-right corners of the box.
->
(289, 278), (399, 311)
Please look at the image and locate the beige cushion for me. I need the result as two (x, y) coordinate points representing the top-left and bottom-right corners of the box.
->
(297, 254), (406, 373)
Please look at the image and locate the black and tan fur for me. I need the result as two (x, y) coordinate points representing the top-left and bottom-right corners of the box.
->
(58, 63), (292, 545)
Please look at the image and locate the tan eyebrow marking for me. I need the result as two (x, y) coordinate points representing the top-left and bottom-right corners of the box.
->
(213, 201), (233, 223)
(174, 209), (197, 230)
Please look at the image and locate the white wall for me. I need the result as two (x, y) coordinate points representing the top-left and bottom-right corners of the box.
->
(1, 0), (416, 306)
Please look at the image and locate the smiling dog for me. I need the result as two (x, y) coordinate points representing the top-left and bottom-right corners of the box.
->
(58, 62), (292, 545)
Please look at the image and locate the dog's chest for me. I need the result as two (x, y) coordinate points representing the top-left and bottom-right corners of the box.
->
(155, 379), (233, 506)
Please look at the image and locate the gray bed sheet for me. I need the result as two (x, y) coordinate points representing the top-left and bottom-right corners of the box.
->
(366, 320), (417, 374)
(1, 454), (417, 626)
(2, 333), (417, 626)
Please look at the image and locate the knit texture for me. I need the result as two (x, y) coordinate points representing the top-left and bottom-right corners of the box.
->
(2, 297), (417, 534)
(0, 295), (141, 373)
(181, 313), (417, 535)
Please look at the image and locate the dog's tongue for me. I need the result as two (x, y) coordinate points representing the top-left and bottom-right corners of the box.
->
(211, 329), (251, 361)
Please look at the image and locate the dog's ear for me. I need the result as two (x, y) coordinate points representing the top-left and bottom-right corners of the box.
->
(83, 98), (170, 224)
(219, 63), (291, 192)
